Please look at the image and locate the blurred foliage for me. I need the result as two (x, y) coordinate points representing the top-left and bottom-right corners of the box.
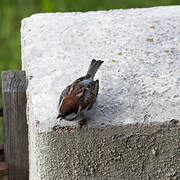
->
(0, 0), (180, 140)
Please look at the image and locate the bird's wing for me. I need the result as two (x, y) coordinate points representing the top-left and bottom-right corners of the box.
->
(77, 80), (99, 111)
(57, 87), (67, 110)
(58, 82), (82, 108)
(86, 80), (99, 110)
(57, 79), (99, 111)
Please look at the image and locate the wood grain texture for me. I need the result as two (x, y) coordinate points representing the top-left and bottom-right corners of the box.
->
(2, 71), (29, 180)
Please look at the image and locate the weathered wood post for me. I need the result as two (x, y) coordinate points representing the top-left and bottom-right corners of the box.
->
(0, 162), (8, 180)
(2, 71), (29, 180)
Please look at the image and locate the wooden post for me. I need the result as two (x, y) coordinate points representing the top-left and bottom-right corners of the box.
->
(0, 162), (9, 180)
(0, 143), (4, 161)
(2, 71), (29, 180)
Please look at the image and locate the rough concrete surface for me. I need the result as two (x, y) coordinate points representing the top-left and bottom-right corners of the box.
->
(38, 123), (180, 180)
(21, 6), (180, 180)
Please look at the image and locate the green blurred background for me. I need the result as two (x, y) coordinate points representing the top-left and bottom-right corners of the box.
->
(0, 0), (180, 140)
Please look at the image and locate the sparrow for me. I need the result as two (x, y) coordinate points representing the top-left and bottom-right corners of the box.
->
(57, 59), (103, 121)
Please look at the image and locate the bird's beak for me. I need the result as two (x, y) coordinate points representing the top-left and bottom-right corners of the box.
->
(56, 113), (62, 119)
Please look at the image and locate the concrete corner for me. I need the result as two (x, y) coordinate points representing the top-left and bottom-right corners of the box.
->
(21, 6), (180, 180)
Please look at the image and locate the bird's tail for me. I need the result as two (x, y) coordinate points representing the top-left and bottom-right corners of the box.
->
(87, 59), (103, 79)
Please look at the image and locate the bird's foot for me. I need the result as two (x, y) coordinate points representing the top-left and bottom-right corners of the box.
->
(78, 118), (87, 128)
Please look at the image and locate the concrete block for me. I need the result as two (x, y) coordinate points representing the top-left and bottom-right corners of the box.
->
(21, 6), (180, 179)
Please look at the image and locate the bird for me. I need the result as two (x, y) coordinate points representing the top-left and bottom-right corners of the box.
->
(57, 59), (103, 121)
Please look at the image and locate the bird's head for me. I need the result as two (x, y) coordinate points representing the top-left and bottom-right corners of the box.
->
(56, 96), (80, 119)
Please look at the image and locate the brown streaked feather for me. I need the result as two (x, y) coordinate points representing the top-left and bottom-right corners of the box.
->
(67, 84), (86, 97)
(86, 80), (99, 110)
(69, 84), (74, 94)
(63, 81), (98, 111)
(75, 80), (99, 110)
